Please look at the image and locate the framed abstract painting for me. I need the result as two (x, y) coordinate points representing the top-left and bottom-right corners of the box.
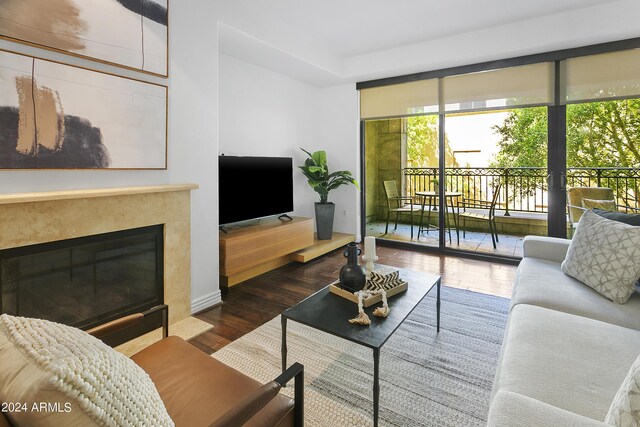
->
(0, 0), (168, 76)
(0, 49), (167, 169)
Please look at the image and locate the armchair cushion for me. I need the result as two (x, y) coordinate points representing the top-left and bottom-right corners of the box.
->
(131, 336), (294, 427)
(0, 314), (173, 427)
(582, 198), (616, 212)
(561, 210), (640, 304)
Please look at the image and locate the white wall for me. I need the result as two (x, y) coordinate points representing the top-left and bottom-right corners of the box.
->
(0, 0), (222, 312)
(219, 54), (359, 236)
(316, 84), (360, 238)
(169, 3), (221, 312)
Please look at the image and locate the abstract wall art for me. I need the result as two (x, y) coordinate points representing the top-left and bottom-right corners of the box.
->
(0, 50), (167, 169)
(0, 0), (168, 76)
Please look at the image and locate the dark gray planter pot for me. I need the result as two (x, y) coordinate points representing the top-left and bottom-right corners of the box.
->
(315, 202), (335, 240)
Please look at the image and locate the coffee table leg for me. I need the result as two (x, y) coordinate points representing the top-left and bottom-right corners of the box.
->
(437, 278), (441, 333)
(281, 316), (288, 374)
(373, 348), (380, 427)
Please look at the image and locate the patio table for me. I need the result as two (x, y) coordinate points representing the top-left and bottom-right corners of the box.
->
(415, 191), (461, 244)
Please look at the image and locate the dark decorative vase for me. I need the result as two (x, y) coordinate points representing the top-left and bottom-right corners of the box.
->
(339, 242), (366, 292)
(315, 202), (335, 240)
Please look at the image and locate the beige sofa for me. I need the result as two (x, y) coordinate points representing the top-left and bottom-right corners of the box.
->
(488, 235), (640, 426)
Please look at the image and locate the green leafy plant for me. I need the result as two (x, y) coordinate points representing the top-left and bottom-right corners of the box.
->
(299, 148), (358, 203)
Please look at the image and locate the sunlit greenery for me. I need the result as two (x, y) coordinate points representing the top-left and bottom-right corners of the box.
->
(406, 115), (458, 167)
(491, 107), (547, 168)
(492, 100), (640, 168)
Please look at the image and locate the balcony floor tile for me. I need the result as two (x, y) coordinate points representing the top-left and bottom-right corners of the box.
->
(366, 221), (525, 258)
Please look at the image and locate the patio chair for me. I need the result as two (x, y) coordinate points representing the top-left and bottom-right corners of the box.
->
(459, 182), (502, 249)
(383, 180), (421, 239)
(566, 186), (640, 236)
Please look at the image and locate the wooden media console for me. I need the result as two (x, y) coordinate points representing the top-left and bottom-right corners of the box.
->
(219, 217), (314, 287)
(219, 216), (356, 287)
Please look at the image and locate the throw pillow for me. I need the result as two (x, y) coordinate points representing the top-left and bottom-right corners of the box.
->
(605, 353), (640, 426)
(561, 210), (640, 304)
(593, 209), (640, 287)
(0, 314), (174, 427)
(593, 208), (640, 226)
(582, 198), (616, 212)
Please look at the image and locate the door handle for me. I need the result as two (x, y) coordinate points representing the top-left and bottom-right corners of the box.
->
(547, 172), (567, 189)
(559, 172), (567, 189)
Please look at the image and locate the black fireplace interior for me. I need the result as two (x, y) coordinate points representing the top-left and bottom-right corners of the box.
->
(0, 225), (164, 330)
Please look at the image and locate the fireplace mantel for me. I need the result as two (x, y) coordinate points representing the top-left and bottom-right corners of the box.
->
(0, 184), (198, 205)
(0, 184), (198, 325)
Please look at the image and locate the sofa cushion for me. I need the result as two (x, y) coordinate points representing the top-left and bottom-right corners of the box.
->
(493, 304), (640, 420)
(522, 235), (571, 263)
(131, 336), (295, 427)
(488, 390), (608, 427)
(593, 208), (640, 226)
(561, 210), (640, 304)
(0, 314), (173, 427)
(512, 257), (640, 330)
(605, 353), (640, 426)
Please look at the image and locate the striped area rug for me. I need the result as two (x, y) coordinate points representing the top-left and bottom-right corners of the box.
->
(212, 287), (509, 427)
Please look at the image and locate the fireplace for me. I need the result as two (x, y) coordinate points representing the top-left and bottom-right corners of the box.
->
(0, 184), (197, 327)
(0, 225), (164, 329)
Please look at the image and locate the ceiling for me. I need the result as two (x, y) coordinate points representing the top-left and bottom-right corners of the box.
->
(217, 0), (640, 86)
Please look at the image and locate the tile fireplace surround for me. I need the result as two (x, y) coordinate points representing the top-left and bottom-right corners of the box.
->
(0, 184), (198, 326)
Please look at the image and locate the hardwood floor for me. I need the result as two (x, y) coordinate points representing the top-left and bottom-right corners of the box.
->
(189, 246), (517, 354)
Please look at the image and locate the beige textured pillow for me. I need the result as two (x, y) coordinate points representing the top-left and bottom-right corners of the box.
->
(0, 314), (174, 427)
(606, 354), (640, 426)
(582, 198), (616, 212)
(561, 210), (640, 304)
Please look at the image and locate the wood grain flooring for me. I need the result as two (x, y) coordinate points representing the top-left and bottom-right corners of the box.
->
(190, 246), (517, 354)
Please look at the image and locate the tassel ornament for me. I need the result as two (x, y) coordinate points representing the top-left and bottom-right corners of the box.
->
(348, 289), (390, 325)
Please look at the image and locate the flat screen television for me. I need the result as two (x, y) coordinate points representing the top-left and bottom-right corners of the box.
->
(219, 155), (294, 225)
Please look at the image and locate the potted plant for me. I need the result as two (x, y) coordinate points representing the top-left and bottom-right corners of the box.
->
(299, 148), (358, 240)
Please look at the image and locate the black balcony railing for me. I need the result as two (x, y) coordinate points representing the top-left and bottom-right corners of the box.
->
(403, 167), (640, 215)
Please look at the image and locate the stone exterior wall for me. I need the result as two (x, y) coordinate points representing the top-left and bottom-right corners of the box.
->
(365, 119), (406, 222)
(364, 121), (378, 221)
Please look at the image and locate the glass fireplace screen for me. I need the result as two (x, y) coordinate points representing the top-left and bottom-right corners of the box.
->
(0, 225), (163, 330)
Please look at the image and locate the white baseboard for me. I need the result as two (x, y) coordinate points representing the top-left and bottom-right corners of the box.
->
(191, 290), (222, 314)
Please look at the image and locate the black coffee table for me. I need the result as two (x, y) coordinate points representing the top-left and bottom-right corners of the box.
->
(281, 265), (441, 427)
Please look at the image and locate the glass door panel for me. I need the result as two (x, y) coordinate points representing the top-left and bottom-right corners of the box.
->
(363, 116), (440, 248)
(443, 108), (549, 257)
(406, 115), (441, 248)
(565, 99), (640, 238)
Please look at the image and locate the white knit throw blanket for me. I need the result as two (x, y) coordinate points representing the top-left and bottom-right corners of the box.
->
(0, 314), (174, 427)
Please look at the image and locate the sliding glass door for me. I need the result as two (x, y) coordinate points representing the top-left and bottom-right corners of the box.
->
(363, 116), (441, 249)
(442, 108), (548, 257)
(359, 42), (640, 259)
(561, 49), (640, 237)
(362, 79), (441, 249)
